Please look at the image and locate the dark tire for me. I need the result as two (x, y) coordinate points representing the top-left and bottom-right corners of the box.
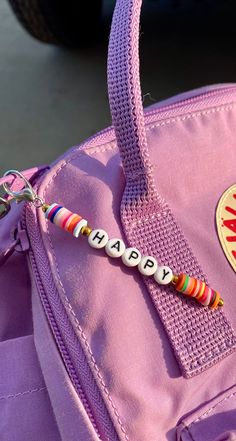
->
(8, 0), (103, 47)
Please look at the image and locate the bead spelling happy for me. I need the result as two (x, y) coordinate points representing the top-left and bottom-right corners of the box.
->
(2, 170), (224, 310)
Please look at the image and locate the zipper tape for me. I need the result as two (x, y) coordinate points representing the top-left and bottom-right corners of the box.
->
(20, 85), (236, 436)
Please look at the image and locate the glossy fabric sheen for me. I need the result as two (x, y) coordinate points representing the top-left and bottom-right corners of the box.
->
(0, 0), (235, 438)
(33, 89), (236, 441)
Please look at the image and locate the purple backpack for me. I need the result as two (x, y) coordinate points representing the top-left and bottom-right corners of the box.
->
(1, 1), (236, 440)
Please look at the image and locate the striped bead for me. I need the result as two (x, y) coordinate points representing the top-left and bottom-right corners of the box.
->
(45, 203), (88, 238)
(175, 273), (222, 308)
(43, 203), (224, 310)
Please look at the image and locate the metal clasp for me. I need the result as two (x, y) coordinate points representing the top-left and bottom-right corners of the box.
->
(0, 169), (44, 220)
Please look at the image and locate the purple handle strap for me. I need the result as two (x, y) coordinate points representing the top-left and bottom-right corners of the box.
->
(108, 0), (155, 195)
(107, 0), (236, 377)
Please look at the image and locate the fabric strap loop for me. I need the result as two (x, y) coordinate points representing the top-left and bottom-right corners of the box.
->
(107, 0), (236, 377)
(108, 0), (155, 197)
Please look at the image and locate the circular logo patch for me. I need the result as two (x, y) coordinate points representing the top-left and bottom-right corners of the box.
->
(216, 184), (236, 273)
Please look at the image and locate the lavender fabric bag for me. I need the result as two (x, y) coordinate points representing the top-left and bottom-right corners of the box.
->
(0, 1), (236, 440)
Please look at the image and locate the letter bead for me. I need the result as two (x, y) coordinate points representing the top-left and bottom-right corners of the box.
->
(42, 200), (224, 309)
(105, 238), (126, 258)
(122, 247), (141, 267)
(88, 229), (108, 249)
(154, 266), (173, 285)
(138, 256), (158, 276)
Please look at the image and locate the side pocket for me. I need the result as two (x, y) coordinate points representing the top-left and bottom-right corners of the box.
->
(0, 334), (61, 441)
(177, 384), (236, 441)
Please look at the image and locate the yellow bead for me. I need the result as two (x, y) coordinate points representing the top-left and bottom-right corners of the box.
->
(172, 275), (179, 285)
(42, 204), (50, 213)
(81, 226), (92, 236)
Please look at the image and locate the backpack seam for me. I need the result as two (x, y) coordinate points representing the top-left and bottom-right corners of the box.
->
(40, 102), (236, 440)
(0, 386), (46, 401)
(189, 388), (236, 427)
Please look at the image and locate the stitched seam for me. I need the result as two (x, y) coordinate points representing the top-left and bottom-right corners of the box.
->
(62, 296), (129, 437)
(78, 102), (236, 156)
(0, 387), (46, 401)
(43, 196), (129, 439)
(177, 421), (196, 441)
(145, 103), (235, 131)
(41, 102), (235, 439)
(189, 389), (236, 426)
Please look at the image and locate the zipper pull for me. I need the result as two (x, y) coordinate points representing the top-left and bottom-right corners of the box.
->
(13, 221), (30, 253)
(0, 222), (30, 267)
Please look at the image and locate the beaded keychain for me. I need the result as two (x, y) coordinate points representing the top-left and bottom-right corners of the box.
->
(0, 170), (224, 309)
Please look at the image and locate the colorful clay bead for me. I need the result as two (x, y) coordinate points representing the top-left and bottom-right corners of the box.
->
(138, 256), (158, 276)
(44, 202), (224, 309)
(2, 168), (224, 312)
(73, 219), (89, 238)
(45, 203), (88, 237)
(122, 247), (141, 267)
(88, 229), (109, 249)
(154, 266), (173, 285)
(105, 238), (126, 258)
(174, 273), (223, 308)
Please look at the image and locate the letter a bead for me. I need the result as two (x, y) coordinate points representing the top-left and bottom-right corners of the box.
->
(42, 200), (224, 309)
(88, 229), (108, 249)
(105, 238), (126, 258)
(138, 256), (158, 276)
(122, 247), (141, 267)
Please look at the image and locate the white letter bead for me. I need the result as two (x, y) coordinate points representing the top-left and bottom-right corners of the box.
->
(105, 238), (126, 258)
(88, 229), (108, 249)
(138, 256), (158, 276)
(122, 247), (141, 267)
(154, 266), (173, 285)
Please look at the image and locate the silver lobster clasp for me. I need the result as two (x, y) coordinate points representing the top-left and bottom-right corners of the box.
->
(0, 170), (44, 220)
(3, 170), (36, 202)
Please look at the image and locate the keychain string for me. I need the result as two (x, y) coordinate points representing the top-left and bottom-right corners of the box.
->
(0, 169), (224, 310)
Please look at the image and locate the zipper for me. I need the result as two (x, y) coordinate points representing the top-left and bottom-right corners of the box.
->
(17, 84), (236, 440)
(82, 84), (236, 149)
(28, 233), (101, 435)
(23, 203), (119, 441)
(144, 85), (236, 116)
(0, 169), (117, 439)
(22, 203), (99, 436)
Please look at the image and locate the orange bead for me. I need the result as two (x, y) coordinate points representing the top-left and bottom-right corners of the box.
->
(67, 215), (82, 233)
(196, 282), (206, 300)
(175, 273), (186, 291)
(211, 292), (220, 309)
(185, 277), (195, 296)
